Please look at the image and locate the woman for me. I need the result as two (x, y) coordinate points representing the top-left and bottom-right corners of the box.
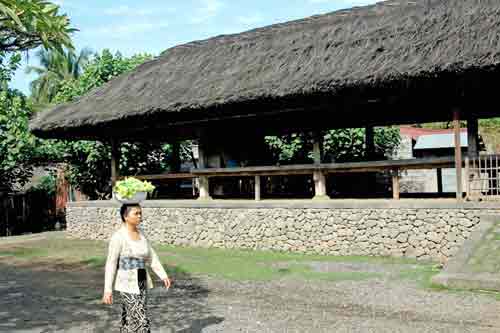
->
(102, 203), (171, 332)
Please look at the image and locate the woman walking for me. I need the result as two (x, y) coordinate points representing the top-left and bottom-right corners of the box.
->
(102, 203), (171, 332)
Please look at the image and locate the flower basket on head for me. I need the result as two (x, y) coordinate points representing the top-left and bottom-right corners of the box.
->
(113, 177), (155, 204)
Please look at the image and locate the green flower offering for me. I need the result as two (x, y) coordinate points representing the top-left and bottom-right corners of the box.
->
(113, 177), (155, 199)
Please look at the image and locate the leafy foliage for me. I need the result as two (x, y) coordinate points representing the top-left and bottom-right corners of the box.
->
(53, 50), (152, 103)
(0, 0), (76, 53)
(30, 173), (57, 195)
(265, 127), (401, 164)
(42, 50), (172, 199)
(0, 53), (38, 190)
(26, 47), (92, 107)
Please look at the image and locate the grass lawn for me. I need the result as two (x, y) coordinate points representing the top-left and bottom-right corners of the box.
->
(0, 231), (445, 288)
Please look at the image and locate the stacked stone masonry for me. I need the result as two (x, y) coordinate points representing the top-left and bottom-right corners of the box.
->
(67, 205), (500, 262)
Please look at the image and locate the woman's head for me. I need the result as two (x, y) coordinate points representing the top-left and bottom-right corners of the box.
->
(120, 204), (142, 226)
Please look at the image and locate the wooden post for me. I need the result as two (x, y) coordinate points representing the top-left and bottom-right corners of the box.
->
(453, 109), (463, 201)
(172, 141), (181, 172)
(466, 116), (480, 200)
(365, 126), (375, 160)
(467, 116), (479, 159)
(436, 168), (443, 195)
(198, 176), (211, 200)
(464, 157), (470, 200)
(255, 175), (261, 201)
(313, 171), (328, 199)
(365, 126), (376, 196)
(110, 139), (120, 188)
(312, 132), (322, 165)
(172, 141), (181, 195)
(197, 138), (212, 200)
(392, 169), (400, 200)
(311, 132), (328, 200)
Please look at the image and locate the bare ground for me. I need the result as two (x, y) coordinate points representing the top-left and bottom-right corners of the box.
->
(0, 240), (500, 332)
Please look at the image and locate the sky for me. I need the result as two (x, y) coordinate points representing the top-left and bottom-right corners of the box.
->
(11, 0), (379, 94)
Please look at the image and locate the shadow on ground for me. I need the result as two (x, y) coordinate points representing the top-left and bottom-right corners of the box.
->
(0, 262), (223, 332)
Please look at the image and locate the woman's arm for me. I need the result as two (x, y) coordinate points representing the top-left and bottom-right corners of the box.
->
(104, 233), (122, 294)
(149, 243), (168, 281)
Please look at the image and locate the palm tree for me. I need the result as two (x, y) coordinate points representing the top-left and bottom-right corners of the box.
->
(26, 47), (92, 107)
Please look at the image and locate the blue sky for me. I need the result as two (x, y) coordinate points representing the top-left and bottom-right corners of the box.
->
(12, 0), (379, 94)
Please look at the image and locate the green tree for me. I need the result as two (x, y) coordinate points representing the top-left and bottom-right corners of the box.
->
(265, 127), (400, 164)
(45, 50), (174, 199)
(0, 54), (38, 190)
(53, 50), (152, 103)
(0, 0), (75, 52)
(26, 47), (92, 107)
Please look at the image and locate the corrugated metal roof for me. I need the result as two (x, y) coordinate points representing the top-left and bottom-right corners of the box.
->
(414, 133), (468, 150)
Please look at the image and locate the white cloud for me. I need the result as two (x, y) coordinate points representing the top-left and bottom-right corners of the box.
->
(190, 0), (224, 24)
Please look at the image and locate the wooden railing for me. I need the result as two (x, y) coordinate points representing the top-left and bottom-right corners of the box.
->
(466, 154), (500, 201)
(121, 156), (459, 201)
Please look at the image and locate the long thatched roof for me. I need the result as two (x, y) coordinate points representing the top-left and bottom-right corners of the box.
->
(30, 0), (500, 140)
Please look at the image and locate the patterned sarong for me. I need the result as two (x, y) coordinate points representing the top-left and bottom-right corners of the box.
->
(119, 269), (150, 333)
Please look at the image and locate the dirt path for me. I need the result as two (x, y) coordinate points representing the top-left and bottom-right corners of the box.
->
(1, 258), (500, 333)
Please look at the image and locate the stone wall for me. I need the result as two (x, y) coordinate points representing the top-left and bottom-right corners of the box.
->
(67, 201), (500, 263)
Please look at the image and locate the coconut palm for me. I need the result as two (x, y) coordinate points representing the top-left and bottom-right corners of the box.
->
(27, 47), (92, 106)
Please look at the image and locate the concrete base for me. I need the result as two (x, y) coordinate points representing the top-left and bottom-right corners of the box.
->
(311, 195), (331, 201)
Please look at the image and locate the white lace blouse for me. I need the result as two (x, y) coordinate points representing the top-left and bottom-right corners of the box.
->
(104, 226), (168, 294)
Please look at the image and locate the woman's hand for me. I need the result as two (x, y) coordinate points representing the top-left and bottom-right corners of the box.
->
(102, 292), (113, 305)
(163, 277), (172, 290)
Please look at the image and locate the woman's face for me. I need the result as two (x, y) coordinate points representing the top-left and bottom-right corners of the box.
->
(125, 206), (142, 226)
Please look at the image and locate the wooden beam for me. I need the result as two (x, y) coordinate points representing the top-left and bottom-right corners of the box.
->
(254, 175), (261, 201)
(191, 156), (457, 177)
(110, 139), (120, 188)
(118, 173), (195, 181)
(453, 109), (463, 200)
(392, 169), (400, 200)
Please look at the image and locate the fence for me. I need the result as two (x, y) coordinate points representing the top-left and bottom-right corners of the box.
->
(466, 154), (500, 201)
(0, 191), (58, 236)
